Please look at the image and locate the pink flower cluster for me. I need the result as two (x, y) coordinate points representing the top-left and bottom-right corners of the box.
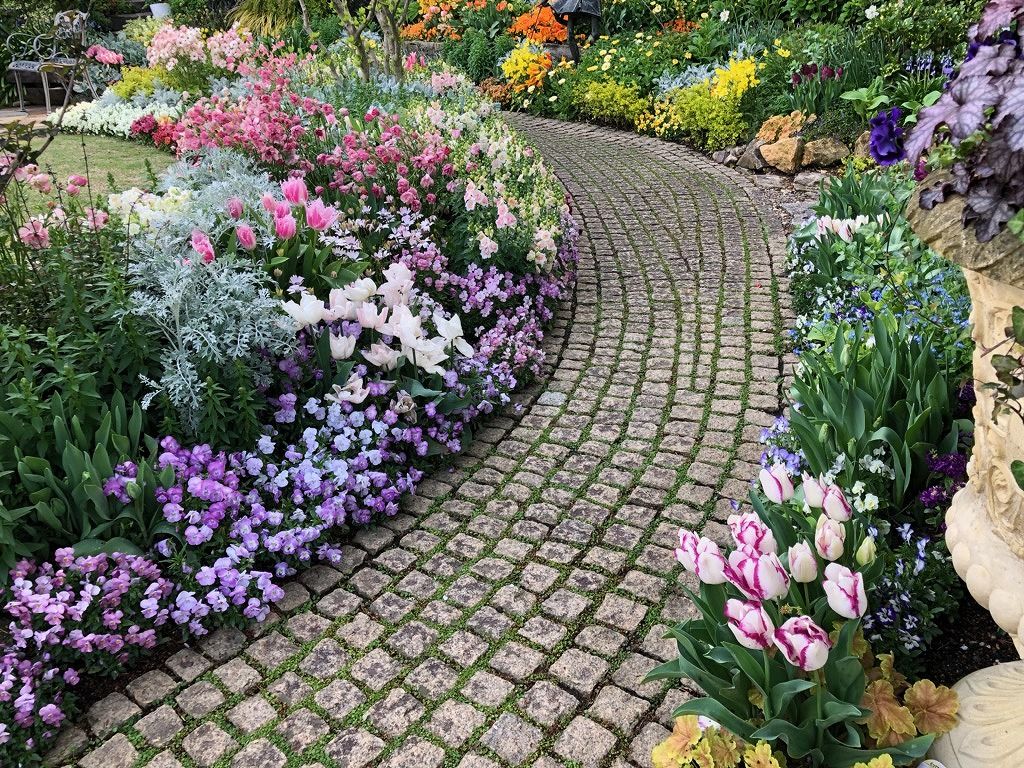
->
(146, 23), (255, 74)
(86, 44), (124, 66)
(316, 108), (452, 212)
(172, 54), (336, 169)
(3, 549), (174, 674)
(147, 23), (207, 70)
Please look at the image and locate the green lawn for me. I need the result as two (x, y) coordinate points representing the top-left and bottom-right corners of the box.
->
(32, 133), (174, 198)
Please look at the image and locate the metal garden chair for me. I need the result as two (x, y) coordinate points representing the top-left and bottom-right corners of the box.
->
(6, 10), (97, 114)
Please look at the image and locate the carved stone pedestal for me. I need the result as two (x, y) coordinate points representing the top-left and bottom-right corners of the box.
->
(908, 188), (1024, 767)
(929, 662), (1024, 767)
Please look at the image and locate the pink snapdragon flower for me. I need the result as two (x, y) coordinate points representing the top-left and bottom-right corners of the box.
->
(86, 44), (124, 66)
(82, 208), (109, 231)
(495, 199), (518, 229)
(478, 233), (498, 259)
(18, 219), (50, 249)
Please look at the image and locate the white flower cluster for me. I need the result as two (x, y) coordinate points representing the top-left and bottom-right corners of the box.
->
(859, 446), (896, 480)
(62, 98), (181, 138)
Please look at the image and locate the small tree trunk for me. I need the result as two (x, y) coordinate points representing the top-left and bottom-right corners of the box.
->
(297, 0), (311, 35)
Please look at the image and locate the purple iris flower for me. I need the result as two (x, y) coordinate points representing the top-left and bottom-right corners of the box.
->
(869, 107), (906, 166)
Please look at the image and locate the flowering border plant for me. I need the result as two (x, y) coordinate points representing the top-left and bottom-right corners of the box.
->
(650, 466), (954, 766)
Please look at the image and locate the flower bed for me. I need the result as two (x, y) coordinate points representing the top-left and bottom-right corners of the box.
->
(0, 34), (576, 764)
(651, 155), (992, 768)
(418, 0), (983, 173)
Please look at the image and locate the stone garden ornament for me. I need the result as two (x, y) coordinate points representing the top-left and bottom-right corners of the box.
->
(543, 0), (601, 63)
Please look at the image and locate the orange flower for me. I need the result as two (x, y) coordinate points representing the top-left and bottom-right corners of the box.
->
(508, 6), (568, 43)
(663, 18), (699, 34)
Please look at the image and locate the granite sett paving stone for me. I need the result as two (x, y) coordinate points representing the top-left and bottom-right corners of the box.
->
(77, 115), (790, 768)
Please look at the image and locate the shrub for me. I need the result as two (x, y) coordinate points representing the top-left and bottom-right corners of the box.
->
(577, 79), (649, 126)
(858, 0), (984, 64)
(602, 0), (686, 34)
(637, 57), (758, 150)
(110, 65), (171, 99)
(577, 31), (694, 94)
(639, 83), (749, 149)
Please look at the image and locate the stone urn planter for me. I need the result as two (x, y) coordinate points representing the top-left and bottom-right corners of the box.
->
(907, 179), (1024, 768)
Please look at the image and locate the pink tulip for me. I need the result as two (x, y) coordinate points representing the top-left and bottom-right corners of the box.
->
(17, 219), (50, 249)
(724, 599), (775, 650)
(190, 229), (215, 263)
(281, 177), (308, 204)
(787, 541), (818, 583)
(261, 193), (277, 213)
(822, 486), (853, 522)
(728, 512), (777, 555)
(822, 563), (867, 619)
(801, 474), (826, 507)
(773, 616), (831, 671)
(236, 223), (257, 250)
(814, 514), (846, 561)
(726, 549), (790, 601)
(304, 198), (337, 231)
(275, 214), (297, 240)
(274, 200), (292, 219)
(758, 463), (794, 504)
(225, 197), (244, 219)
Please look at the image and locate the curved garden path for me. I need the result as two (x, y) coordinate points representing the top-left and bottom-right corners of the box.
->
(59, 117), (793, 768)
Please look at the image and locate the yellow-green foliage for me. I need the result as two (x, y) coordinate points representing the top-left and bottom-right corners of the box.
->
(123, 16), (167, 46)
(577, 79), (649, 128)
(229, 0), (299, 37)
(637, 84), (748, 151)
(111, 66), (170, 99)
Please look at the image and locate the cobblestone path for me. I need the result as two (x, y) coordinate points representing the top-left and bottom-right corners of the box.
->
(61, 117), (791, 768)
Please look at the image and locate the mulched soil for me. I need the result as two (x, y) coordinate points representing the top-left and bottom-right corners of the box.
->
(73, 638), (183, 711)
(919, 597), (1019, 686)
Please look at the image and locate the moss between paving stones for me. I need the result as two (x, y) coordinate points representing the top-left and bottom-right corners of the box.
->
(64, 116), (790, 768)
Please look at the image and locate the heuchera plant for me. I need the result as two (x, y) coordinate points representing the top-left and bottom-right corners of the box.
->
(907, 0), (1024, 241)
(649, 467), (956, 767)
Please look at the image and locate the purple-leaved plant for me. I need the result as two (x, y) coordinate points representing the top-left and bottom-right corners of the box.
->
(907, 0), (1024, 241)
